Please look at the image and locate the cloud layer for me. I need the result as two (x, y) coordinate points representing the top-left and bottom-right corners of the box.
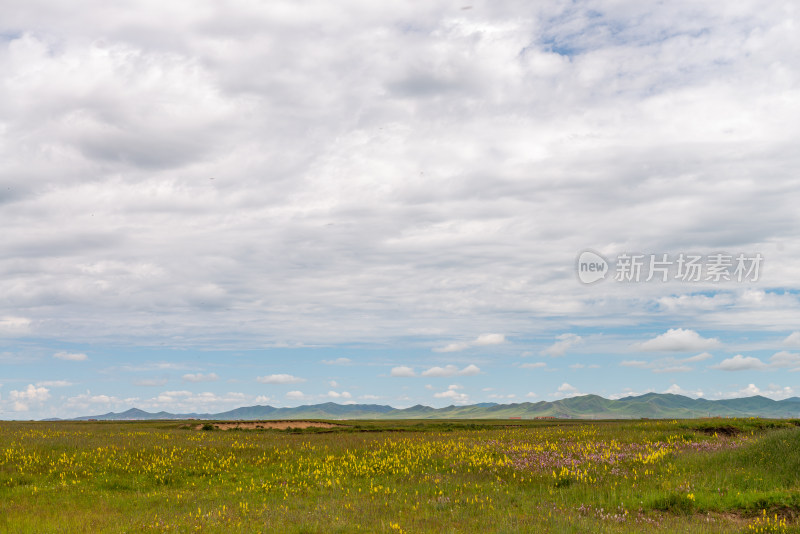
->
(1, 1), (798, 418)
(1, 1), (798, 350)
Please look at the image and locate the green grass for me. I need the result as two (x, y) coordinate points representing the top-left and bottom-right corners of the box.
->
(666, 426), (800, 515)
(1, 419), (799, 532)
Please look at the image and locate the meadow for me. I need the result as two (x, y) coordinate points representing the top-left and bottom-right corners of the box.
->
(1, 418), (799, 533)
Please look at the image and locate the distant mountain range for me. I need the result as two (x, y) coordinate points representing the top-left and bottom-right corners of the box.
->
(61, 393), (800, 421)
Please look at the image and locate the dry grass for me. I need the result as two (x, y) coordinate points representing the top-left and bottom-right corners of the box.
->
(194, 420), (342, 430)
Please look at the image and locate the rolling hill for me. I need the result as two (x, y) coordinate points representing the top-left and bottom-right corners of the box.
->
(69, 393), (800, 421)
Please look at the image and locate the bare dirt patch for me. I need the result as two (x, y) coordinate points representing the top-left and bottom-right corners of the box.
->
(195, 421), (342, 430)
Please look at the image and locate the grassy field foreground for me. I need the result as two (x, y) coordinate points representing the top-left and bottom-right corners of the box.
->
(1, 418), (799, 533)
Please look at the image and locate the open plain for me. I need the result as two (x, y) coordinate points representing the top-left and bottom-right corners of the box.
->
(1, 418), (799, 533)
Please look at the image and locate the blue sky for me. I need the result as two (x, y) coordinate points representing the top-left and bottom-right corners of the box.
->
(1, 0), (799, 419)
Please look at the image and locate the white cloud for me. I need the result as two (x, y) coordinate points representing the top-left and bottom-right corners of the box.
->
(652, 366), (693, 374)
(433, 343), (469, 352)
(520, 362), (547, 369)
(421, 364), (480, 377)
(390, 366), (416, 377)
(36, 380), (72, 387)
(769, 351), (800, 369)
(65, 392), (126, 411)
(457, 364), (481, 376)
(120, 362), (186, 372)
(739, 383), (794, 400)
(569, 363), (585, 369)
(138, 390), (252, 412)
(785, 332), (800, 347)
(182, 373), (219, 383)
(657, 294), (736, 313)
(256, 374), (306, 384)
(488, 393), (516, 399)
(0, 316), (32, 336)
(434, 334), (505, 352)
(608, 388), (656, 400)
(54, 351), (89, 361)
(155, 390), (193, 403)
(711, 354), (768, 371)
(552, 382), (583, 398)
(433, 342), (470, 353)
(163, 390), (193, 397)
(663, 384), (704, 398)
(541, 333), (583, 357)
(9, 384), (50, 411)
(10, 384), (50, 402)
(635, 329), (720, 352)
(326, 390), (352, 399)
(706, 352), (800, 373)
(329, 380), (339, 387)
(285, 390), (306, 400)
(621, 352), (713, 373)
(701, 352), (800, 373)
(434, 385), (469, 403)
(473, 333), (506, 346)
(740, 383), (761, 396)
(57, 389), (271, 416)
(525, 392), (538, 398)
(322, 358), (352, 365)
(359, 394), (381, 400)
(710, 383), (795, 400)
(423, 365), (458, 377)
(683, 352), (714, 363)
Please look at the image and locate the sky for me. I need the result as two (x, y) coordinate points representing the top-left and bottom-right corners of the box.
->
(1, 0), (799, 419)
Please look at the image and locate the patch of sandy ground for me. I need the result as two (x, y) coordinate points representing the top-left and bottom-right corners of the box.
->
(195, 421), (341, 430)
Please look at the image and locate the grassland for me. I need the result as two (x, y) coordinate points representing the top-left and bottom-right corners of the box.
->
(1, 418), (799, 533)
